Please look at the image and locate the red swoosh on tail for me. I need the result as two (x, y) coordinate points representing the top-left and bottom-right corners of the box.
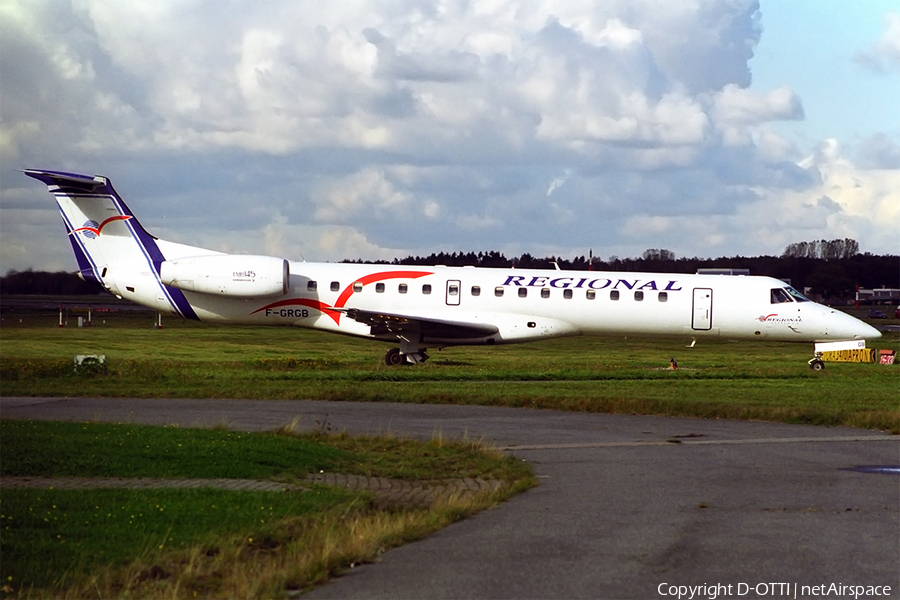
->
(70, 215), (133, 236)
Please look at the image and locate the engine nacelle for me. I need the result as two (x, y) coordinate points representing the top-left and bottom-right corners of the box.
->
(160, 255), (289, 298)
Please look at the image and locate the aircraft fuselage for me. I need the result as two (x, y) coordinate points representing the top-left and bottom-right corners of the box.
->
(24, 168), (881, 366)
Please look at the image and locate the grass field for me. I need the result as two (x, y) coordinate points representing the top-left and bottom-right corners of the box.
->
(0, 420), (533, 598)
(1, 308), (897, 597)
(1, 309), (898, 432)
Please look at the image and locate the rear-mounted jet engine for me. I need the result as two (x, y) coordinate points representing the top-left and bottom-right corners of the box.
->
(160, 255), (289, 298)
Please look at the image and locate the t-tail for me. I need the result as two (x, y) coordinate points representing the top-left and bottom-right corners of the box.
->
(25, 169), (290, 320)
(24, 170), (209, 319)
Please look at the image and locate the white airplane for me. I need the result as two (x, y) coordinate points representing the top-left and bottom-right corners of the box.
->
(25, 169), (881, 369)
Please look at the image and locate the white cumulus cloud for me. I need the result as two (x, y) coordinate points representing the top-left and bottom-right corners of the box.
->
(1, 0), (897, 271)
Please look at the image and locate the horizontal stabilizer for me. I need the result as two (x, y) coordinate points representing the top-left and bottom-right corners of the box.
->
(23, 170), (113, 195)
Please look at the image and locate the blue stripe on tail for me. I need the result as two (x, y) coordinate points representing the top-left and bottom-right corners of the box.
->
(26, 169), (200, 321)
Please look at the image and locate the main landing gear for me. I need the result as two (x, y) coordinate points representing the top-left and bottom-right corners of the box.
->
(385, 347), (429, 366)
(385, 335), (429, 365)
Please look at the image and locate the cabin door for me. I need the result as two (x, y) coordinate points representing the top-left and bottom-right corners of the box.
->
(446, 280), (461, 306)
(692, 288), (713, 330)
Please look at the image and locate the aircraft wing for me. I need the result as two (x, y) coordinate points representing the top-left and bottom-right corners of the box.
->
(339, 307), (499, 340)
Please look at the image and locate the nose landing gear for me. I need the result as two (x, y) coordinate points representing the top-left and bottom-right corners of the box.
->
(808, 352), (825, 371)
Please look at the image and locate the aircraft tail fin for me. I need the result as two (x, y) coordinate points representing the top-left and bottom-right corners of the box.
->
(23, 169), (198, 319)
(23, 169), (160, 286)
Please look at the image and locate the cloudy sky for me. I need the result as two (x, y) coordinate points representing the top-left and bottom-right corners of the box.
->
(1, 0), (898, 274)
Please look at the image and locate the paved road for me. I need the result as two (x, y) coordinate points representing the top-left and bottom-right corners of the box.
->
(2, 398), (898, 599)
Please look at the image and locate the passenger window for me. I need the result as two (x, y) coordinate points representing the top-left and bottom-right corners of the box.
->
(330, 281), (340, 292)
(541, 288), (550, 298)
(307, 281), (317, 291)
(422, 284), (432, 295)
(399, 283), (408, 294)
(518, 288), (527, 298)
(658, 291), (668, 302)
(471, 286), (481, 296)
(634, 291), (644, 301)
(610, 290), (619, 301)
(448, 284), (459, 296)
(770, 288), (792, 303)
(375, 283), (385, 293)
(353, 282), (363, 293)
(586, 290), (595, 300)
(495, 287), (504, 297)
(564, 289), (573, 299)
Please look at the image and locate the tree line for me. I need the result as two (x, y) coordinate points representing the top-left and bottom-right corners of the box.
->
(0, 270), (104, 296)
(2, 239), (897, 302)
(782, 238), (859, 260)
(344, 239), (897, 302)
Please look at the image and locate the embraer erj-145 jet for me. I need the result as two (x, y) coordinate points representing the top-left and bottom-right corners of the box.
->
(25, 170), (881, 369)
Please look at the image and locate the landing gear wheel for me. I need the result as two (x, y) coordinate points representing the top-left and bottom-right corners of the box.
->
(809, 358), (825, 371)
(385, 347), (405, 366)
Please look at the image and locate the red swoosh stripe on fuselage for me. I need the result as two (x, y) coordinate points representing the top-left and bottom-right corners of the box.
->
(252, 270), (434, 325)
(334, 270), (433, 310)
(251, 298), (340, 324)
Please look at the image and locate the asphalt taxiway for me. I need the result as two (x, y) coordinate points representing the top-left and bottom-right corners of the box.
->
(2, 397), (898, 599)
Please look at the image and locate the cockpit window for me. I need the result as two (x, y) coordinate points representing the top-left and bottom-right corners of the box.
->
(770, 288), (793, 303)
(784, 286), (811, 302)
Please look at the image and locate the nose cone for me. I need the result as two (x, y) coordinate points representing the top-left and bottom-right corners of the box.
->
(829, 309), (882, 341)
(861, 321), (883, 340)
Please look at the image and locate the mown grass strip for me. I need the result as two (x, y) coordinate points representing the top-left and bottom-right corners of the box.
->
(6, 490), (523, 599)
(1, 315), (898, 433)
(1, 487), (361, 593)
(0, 420), (534, 598)
(0, 420), (529, 482)
(0, 420), (348, 479)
